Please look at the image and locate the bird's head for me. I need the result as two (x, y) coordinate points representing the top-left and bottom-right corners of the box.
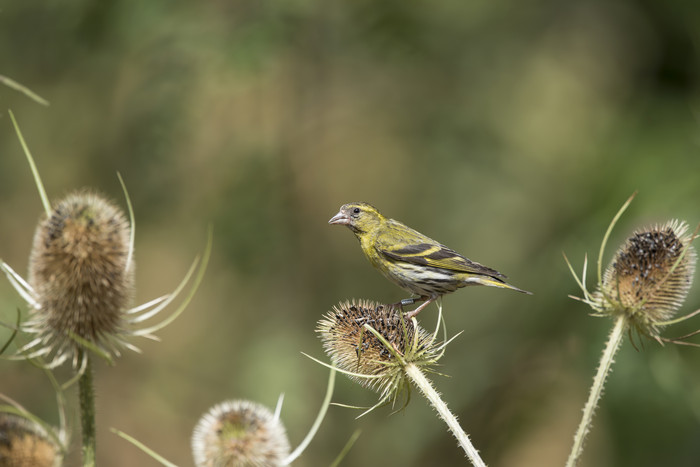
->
(328, 202), (384, 234)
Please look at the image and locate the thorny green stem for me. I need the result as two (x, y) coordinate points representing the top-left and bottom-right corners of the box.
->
(78, 351), (96, 467)
(566, 315), (626, 467)
(404, 363), (486, 467)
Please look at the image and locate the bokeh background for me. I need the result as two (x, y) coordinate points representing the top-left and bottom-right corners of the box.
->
(2, 1), (700, 466)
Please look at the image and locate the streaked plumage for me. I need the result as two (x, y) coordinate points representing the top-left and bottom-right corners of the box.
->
(329, 202), (531, 317)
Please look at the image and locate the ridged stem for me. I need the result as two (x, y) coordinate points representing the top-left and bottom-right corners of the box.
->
(567, 315), (626, 467)
(78, 351), (96, 467)
(404, 363), (486, 467)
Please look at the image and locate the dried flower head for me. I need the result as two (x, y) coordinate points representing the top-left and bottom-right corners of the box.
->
(191, 400), (291, 467)
(317, 299), (445, 409)
(2, 189), (210, 369)
(0, 413), (62, 467)
(23, 191), (133, 365)
(564, 195), (700, 467)
(593, 220), (696, 337)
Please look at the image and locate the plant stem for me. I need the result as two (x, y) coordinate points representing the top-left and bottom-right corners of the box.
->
(566, 315), (626, 467)
(78, 351), (96, 467)
(404, 363), (487, 467)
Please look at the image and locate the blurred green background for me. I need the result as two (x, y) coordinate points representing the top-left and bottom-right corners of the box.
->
(2, 1), (700, 466)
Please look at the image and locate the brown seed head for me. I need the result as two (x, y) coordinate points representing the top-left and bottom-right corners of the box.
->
(317, 299), (441, 398)
(26, 190), (133, 362)
(596, 220), (696, 336)
(191, 400), (290, 467)
(0, 413), (61, 467)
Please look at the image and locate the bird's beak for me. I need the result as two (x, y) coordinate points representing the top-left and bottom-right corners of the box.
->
(328, 211), (349, 225)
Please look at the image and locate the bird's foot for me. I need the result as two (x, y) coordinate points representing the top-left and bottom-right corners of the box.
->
(403, 296), (434, 319)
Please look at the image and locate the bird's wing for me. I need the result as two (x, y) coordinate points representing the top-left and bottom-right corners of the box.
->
(376, 219), (506, 279)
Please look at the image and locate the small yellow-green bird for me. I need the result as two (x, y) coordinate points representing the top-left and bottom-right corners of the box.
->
(329, 202), (531, 317)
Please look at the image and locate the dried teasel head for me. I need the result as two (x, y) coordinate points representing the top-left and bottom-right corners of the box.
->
(593, 220), (696, 338)
(22, 191), (134, 366)
(0, 413), (62, 467)
(317, 299), (444, 408)
(2, 119), (210, 369)
(1, 186), (210, 368)
(191, 400), (290, 467)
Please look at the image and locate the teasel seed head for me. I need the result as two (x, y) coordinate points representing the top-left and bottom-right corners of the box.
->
(317, 299), (444, 407)
(0, 413), (62, 467)
(191, 400), (291, 467)
(25, 190), (134, 365)
(594, 220), (696, 337)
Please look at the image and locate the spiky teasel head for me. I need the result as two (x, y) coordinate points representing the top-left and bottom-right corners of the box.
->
(191, 400), (291, 467)
(317, 299), (446, 411)
(1, 184), (210, 368)
(592, 220), (696, 338)
(2, 116), (210, 370)
(0, 413), (63, 467)
(21, 190), (134, 366)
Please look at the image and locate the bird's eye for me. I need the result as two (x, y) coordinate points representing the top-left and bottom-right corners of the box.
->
(352, 207), (361, 215)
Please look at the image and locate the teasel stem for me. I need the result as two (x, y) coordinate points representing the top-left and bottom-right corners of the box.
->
(359, 319), (484, 466)
(567, 314), (626, 467)
(78, 349), (96, 467)
(404, 363), (486, 467)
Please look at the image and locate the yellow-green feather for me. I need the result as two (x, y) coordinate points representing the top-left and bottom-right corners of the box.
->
(338, 202), (530, 296)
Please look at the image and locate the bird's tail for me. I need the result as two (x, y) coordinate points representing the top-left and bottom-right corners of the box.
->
(473, 276), (532, 295)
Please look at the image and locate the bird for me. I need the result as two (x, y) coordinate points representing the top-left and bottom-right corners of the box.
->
(329, 202), (531, 318)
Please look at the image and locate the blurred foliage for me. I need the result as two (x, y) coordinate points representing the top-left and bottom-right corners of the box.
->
(1, 1), (700, 466)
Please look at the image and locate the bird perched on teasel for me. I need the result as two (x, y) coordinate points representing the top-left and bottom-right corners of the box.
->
(329, 202), (531, 317)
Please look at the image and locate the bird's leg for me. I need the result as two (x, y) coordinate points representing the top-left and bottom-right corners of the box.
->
(404, 295), (437, 319)
(393, 295), (428, 310)
(400, 297), (423, 307)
